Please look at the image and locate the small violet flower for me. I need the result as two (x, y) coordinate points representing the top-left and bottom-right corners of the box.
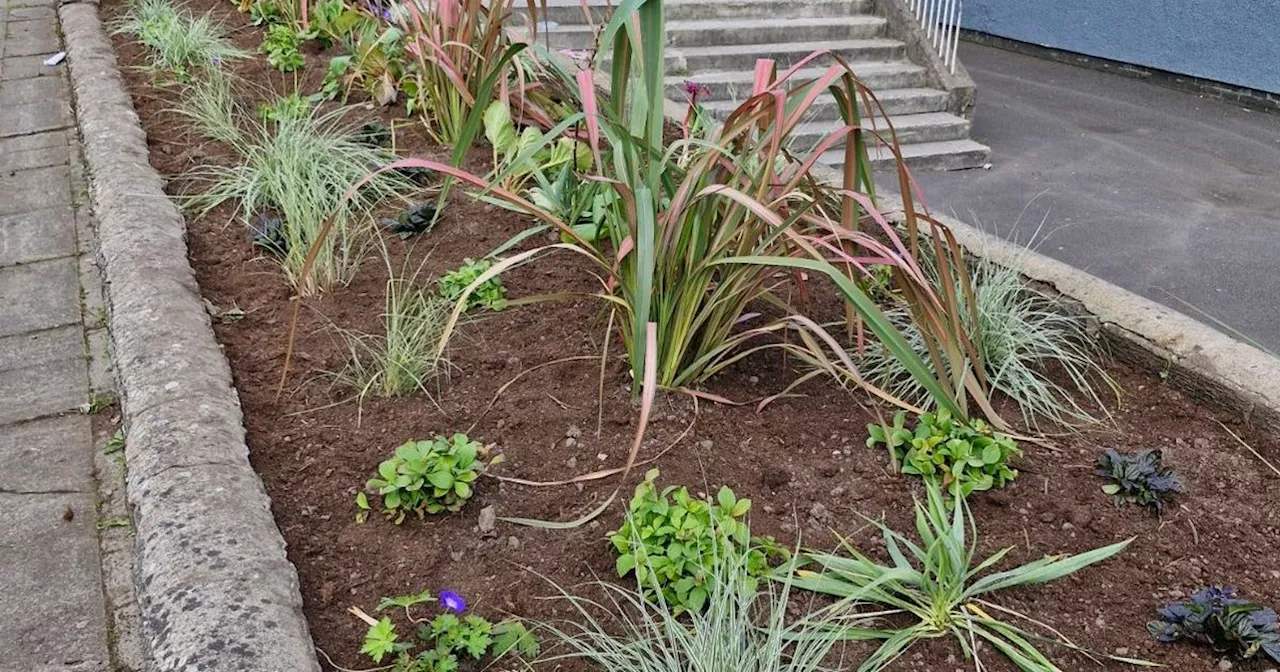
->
(682, 80), (711, 103)
(438, 590), (466, 613)
(210, 55), (222, 66)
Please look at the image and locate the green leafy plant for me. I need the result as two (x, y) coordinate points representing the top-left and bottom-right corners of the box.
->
(527, 162), (615, 244)
(482, 99), (590, 193)
(608, 469), (781, 614)
(1149, 585), (1280, 663)
(856, 250), (1116, 429)
(262, 23), (305, 71)
(355, 589), (538, 670)
(186, 106), (415, 294)
(438, 258), (506, 312)
(302, 0), (365, 48)
(105, 428), (126, 455)
(246, 0), (283, 25)
(786, 480), (1140, 671)
(113, 0), (246, 81)
(530, 539), (843, 672)
(1097, 448), (1182, 513)
(257, 91), (313, 122)
(867, 409), (1020, 498)
(362, 434), (489, 524)
(321, 21), (405, 105)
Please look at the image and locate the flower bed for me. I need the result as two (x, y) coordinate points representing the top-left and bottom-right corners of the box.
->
(100, 0), (1280, 669)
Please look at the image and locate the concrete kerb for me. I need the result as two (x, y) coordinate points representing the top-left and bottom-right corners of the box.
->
(56, 3), (321, 671)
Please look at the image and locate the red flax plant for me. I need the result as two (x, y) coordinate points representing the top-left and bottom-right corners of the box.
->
(295, 0), (1004, 430)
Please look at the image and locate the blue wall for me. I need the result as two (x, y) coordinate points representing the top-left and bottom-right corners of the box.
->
(962, 0), (1280, 94)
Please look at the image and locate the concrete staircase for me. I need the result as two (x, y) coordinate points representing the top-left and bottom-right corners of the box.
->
(525, 0), (990, 172)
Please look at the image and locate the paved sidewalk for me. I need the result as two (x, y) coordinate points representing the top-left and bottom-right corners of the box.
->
(910, 41), (1280, 354)
(1, 0), (133, 669)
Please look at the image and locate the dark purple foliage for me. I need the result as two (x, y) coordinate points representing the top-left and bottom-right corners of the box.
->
(1096, 448), (1182, 513)
(1149, 585), (1280, 663)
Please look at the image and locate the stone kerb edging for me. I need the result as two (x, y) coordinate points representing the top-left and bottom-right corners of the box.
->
(57, 2), (322, 670)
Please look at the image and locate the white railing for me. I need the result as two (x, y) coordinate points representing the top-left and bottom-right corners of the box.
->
(908, 0), (962, 74)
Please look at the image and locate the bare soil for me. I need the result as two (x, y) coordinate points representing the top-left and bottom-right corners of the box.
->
(101, 2), (1280, 669)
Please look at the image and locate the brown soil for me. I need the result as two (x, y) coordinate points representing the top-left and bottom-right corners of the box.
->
(101, 2), (1280, 670)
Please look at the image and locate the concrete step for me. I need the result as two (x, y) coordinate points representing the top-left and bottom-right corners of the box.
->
(516, 0), (873, 26)
(542, 15), (887, 50)
(791, 112), (971, 151)
(667, 38), (906, 75)
(667, 62), (929, 101)
(699, 87), (949, 120)
(819, 138), (991, 171)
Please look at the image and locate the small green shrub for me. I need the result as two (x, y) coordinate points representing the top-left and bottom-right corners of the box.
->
(608, 469), (781, 614)
(360, 435), (488, 524)
(113, 0), (245, 81)
(867, 408), (1020, 498)
(1097, 448), (1182, 513)
(438, 259), (506, 312)
(482, 100), (590, 193)
(262, 24), (304, 71)
(358, 588), (538, 669)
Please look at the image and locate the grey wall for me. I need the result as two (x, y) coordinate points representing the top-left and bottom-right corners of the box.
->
(962, 1), (1280, 94)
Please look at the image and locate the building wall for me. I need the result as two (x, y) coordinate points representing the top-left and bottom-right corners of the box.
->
(962, 0), (1280, 94)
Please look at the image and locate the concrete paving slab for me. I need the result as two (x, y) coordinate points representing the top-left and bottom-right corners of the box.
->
(0, 129), (71, 172)
(1, 53), (58, 79)
(0, 97), (70, 137)
(0, 206), (76, 266)
(2, 32), (58, 56)
(0, 256), (80, 336)
(909, 41), (1280, 353)
(0, 165), (70, 215)
(0, 323), (82, 371)
(0, 355), (87, 423)
(0, 491), (109, 672)
(0, 413), (93, 491)
(8, 6), (54, 20)
(0, 73), (65, 106)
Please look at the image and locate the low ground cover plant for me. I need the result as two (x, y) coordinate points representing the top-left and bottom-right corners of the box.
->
(867, 409), (1020, 498)
(786, 480), (1138, 671)
(1149, 585), (1280, 663)
(1097, 448), (1182, 513)
(608, 469), (781, 614)
(114, 0), (246, 81)
(531, 541), (845, 672)
(355, 588), (538, 669)
(359, 434), (491, 524)
(438, 258), (506, 312)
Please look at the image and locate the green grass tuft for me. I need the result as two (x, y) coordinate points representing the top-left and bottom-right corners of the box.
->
(529, 542), (846, 672)
(113, 0), (246, 81)
(185, 103), (417, 294)
(855, 250), (1117, 429)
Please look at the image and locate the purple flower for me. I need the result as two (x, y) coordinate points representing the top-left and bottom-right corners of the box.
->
(380, 7), (393, 21)
(210, 55), (222, 66)
(683, 80), (711, 101)
(438, 590), (466, 613)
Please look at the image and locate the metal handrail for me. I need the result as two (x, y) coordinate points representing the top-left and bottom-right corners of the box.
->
(907, 0), (961, 74)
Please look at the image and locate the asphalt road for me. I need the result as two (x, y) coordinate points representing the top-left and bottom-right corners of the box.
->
(907, 41), (1280, 353)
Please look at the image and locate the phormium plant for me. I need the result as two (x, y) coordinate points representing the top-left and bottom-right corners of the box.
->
(867, 408), (1020, 498)
(1149, 585), (1280, 663)
(608, 469), (782, 614)
(358, 434), (492, 524)
(1097, 448), (1182, 513)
